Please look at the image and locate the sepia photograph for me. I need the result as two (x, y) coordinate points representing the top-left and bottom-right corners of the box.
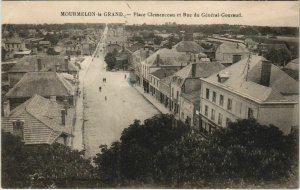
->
(1, 1), (299, 188)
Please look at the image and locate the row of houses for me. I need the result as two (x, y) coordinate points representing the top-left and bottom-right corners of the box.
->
(132, 38), (298, 135)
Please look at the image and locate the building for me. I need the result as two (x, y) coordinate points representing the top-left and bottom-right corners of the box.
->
(7, 55), (78, 87)
(215, 42), (250, 66)
(199, 55), (298, 135)
(179, 90), (201, 127)
(5, 71), (76, 111)
(148, 68), (180, 102)
(170, 60), (225, 117)
(3, 37), (26, 60)
(129, 48), (154, 84)
(139, 47), (191, 92)
(2, 94), (73, 146)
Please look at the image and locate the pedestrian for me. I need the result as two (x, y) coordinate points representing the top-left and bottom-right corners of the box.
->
(99, 86), (101, 92)
(102, 78), (104, 83)
(105, 96), (107, 101)
(125, 74), (126, 79)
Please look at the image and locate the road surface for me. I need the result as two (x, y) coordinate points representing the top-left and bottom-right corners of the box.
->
(82, 26), (159, 158)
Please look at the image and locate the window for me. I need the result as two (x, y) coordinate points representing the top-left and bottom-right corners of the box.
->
(248, 108), (254, 119)
(226, 118), (231, 127)
(12, 120), (24, 140)
(219, 95), (224, 106)
(218, 113), (223, 125)
(227, 98), (232, 110)
(206, 88), (210, 99)
(205, 105), (208, 116)
(212, 91), (216, 103)
(211, 109), (215, 121)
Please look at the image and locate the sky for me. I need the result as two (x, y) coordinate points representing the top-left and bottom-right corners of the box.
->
(2, 1), (299, 27)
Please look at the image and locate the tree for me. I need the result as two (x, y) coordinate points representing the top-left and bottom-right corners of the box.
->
(153, 36), (163, 45)
(93, 118), (298, 188)
(155, 119), (297, 188)
(93, 114), (190, 187)
(265, 48), (292, 66)
(104, 52), (116, 70)
(2, 131), (96, 188)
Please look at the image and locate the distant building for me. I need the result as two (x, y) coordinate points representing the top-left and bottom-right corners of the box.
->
(200, 55), (298, 135)
(2, 94), (73, 146)
(215, 42), (250, 66)
(3, 37), (26, 60)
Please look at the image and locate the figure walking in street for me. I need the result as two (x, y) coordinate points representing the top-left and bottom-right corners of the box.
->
(99, 86), (101, 92)
(105, 96), (107, 101)
(125, 74), (127, 79)
(102, 78), (105, 83)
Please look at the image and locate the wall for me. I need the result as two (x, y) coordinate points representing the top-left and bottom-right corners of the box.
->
(200, 80), (259, 128)
(258, 104), (295, 134)
(180, 97), (194, 125)
(183, 78), (201, 93)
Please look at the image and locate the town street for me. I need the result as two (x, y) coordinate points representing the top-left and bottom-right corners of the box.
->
(81, 30), (159, 158)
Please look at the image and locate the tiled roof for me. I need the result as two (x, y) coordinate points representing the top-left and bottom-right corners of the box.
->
(173, 61), (226, 79)
(151, 68), (179, 79)
(174, 41), (204, 53)
(203, 55), (299, 103)
(8, 55), (78, 73)
(6, 72), (75, 98)
(143, 48), (190, 67)
(2, 94), (73, 145)
(217, 42), (249, 54)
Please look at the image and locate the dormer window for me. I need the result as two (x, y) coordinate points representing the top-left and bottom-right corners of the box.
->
(217, 72), (230, 83)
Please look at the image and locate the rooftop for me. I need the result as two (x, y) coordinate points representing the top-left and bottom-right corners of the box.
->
(6, 72), (75, 98)
(151, 68), (180, 79)
(173, 61), (226, 79)
(203, 55), (299, 103)
(8, 55), (78, 73)
(217, 42), (249, 54)
(2, 94), (73, 145)
(174, 41), (204, 53)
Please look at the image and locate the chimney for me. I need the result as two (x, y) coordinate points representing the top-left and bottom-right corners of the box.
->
(37, 58), (42, 71)
(3, 101), (10, 117)
(64, 58), (69, 71)
(193, 54), (196, 62)
(236, 43), (239, 49)
(61, 109), (66, 125)
(156, 54), (160, 67)
(260, 60), (272, 87)
(191, 63), (196, 77)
